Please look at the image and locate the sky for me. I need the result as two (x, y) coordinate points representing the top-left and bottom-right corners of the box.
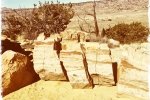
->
(1, 0), (93, 8)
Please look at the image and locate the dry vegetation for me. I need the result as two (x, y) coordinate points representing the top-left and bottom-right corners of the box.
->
(105, 22), (148, 44)
(67, 0), (148, 30)
(2, 1), (74, 40)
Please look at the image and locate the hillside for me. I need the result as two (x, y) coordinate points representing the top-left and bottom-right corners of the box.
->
(73, 0), (148, 13)
(1, 0), (149, 35)
(2, 0), (148, 15)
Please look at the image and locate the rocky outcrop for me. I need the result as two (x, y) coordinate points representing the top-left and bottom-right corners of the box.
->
(2, 50), (39, 96)
(117, 43), (150, 100)
(33, 40), (67, 81)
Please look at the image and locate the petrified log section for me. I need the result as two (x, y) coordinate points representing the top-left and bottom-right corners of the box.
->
(118, 43), (150, 100)
(33, 41), (67, 81)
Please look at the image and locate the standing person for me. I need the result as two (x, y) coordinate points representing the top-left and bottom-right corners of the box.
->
(53, 34), (62, 58)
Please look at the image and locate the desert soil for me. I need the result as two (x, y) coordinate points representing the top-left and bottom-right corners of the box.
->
(67, 10), (148, 31)
(3, 80), (143, 100)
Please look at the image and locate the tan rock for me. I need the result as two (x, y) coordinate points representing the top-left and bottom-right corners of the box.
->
(117, 43), (150, 99)
(110, 47), (122, 63)
(61, 42), (82, 51)
(36, 33), (45, 41)
(67, 69), (93, 89)
(81, 43), (114, 85)
(108, 39), (120, 48)
(88, 61), (114, 85)
(33, 42), (67, 81)
(60, 50), (83, 70)
(60, 49), (93, 89)
(86, 54), (112, 63)
(2, 50), (39, 96)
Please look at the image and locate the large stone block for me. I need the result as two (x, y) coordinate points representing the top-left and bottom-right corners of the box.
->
(60, 50), (83, 69)
(110, 47), (122, 63)
(60, 50), (93, 88)
(88, 61), (114, 85)
(117, 43), (150, 99)
(33, 43), (67, 81)
(118, 50), (149, 100)
(81, 43), (114, 85)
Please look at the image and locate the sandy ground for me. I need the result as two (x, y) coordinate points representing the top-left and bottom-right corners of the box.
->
(3, 80), (143, 100)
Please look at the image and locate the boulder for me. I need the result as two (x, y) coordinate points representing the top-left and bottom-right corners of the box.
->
(2, 50), (39, 96)
(33, 40), (67, 81)
(118, 43), (150, 100)
(1, 35), (33, 59)
(108, 39), (120, 48)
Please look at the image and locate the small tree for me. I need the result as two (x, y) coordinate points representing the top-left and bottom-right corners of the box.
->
(77, 0), (99, 36)
(2, 1), (74, 40)
(3, 15), (25, 40)
(93, 0), (99, 36)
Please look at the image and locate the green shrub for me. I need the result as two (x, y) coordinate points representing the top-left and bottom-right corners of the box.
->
(105, 22), (149, 44)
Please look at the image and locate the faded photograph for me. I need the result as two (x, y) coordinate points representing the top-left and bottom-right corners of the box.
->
(1, 0), (150, 100)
